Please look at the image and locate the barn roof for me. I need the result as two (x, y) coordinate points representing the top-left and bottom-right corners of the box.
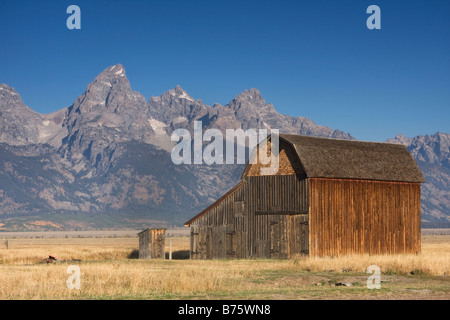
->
(137, 229), (150, 235)
(184, 181), (245, 226)
(278, 134), (425, 183)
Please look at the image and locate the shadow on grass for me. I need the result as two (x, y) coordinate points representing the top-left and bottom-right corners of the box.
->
(128, 249), (139, 259)
(128, 249), (190, 260)
(165, 250), (190, 260)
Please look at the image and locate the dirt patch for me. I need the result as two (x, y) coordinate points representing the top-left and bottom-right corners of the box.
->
(263, 274), (328, 288)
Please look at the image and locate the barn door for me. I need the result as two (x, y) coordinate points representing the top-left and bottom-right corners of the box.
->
(270, 215), (289, 259)
(270, 216), (279, 258)
(299, 214), (309, 255)
(226, 225), (236, 258)
(287, 214), (309, 257)
(268, 214), (309, 259)
(211, 226), (226, 259)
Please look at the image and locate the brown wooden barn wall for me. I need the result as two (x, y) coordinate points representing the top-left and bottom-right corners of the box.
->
(309, 178), (421, 257)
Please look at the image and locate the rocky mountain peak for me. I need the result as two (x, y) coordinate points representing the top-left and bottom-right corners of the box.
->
(434, 132), (450, 143)
(84, 64), (131, 98)
(228, 88), (276, 115)
(387, 132), (449, 166)
(59, 65), (153, 173)
(148, 86), (208, 125)
(235, 88), (263, 101)
(70, 64), (147, 115)
(0, 83), (19, 96)
(387, 134), (412, 145)
(97, 64), (126, 79)
(0, 84), (30, 111)
(232, 88), (267, 107)
(158, 85), (195, 102)
(214, 89), (277, 132)
(0, 84), (43, 145)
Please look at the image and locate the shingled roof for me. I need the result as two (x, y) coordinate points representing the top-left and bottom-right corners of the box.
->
(278, 134), (425, 183)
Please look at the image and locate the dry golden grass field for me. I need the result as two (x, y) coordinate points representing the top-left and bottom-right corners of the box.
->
(0, 230), (449, 300)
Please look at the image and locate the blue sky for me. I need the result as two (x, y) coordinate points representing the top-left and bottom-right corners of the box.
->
(0, 0), (449, 142)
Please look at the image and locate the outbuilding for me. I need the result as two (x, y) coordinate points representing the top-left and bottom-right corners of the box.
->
(184, 134), (425, 258)
(138, 228), (166, 259)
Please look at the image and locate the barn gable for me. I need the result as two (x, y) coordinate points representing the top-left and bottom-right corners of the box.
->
(242, 137), (306, 177)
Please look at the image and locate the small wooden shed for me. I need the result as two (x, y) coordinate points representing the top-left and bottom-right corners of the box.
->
(185, 134), (425, 258)
(138, 228), (166, 259)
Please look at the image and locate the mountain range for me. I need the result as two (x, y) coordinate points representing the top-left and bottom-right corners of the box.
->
(0, 64), (448, 230)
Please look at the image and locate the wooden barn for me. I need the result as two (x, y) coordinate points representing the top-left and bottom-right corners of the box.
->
(184, 134), (425, 259)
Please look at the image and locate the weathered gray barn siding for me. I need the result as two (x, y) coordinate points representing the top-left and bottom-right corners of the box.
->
(138, 228), (166, 259)
(138, 229), (150, 259)
(246, 175), (309, 258)
(190, 182), (247, 259)
(189, 174), (310, 259)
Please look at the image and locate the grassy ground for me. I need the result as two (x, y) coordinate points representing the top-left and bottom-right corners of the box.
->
(0, 233), (449, 300)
